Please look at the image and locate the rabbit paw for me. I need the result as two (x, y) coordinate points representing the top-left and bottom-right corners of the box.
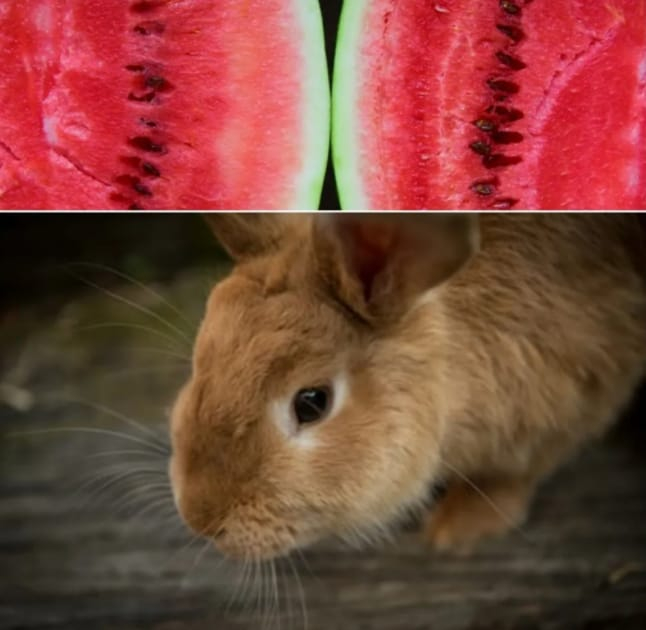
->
(423, 477), (533, 553)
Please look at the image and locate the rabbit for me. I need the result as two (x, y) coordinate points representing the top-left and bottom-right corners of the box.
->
(169, 213), (646, 559)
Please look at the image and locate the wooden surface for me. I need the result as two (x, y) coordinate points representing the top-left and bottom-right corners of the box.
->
(1, 266), (645, 630)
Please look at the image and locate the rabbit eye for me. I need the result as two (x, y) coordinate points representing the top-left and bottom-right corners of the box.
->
(293, 386), (332, 424)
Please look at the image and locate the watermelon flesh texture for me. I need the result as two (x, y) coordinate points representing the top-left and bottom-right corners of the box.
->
(0, 0), (329, 210)
(333, 0), (646, 210)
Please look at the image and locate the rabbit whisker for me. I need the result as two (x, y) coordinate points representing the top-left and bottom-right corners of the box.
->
(253, 556), (263, 620)
(160, 534), (203, 573)
(77, 322), (190, 352)
(180, 538), (213, 589)
(124, 496), (177, 524)
(271, 559), (281, 630)
(77, 467), (168, 506)
(8, 427), (168, 455)
(66, 267), (194, 345)
(127, 346), (192, 362)
(86, 449), (166, 460)
(110, 483), (172, 514)
(263, 559), (276, 630)
(65, 261), (198, 331)
(261, 560), (271, 629)
(268, 559), (280, 630)
(162, 515), (225, 573)
(99, 364), (190, 382)
(243, 558), (254, 609)
(438, 459), (534, 544)
(279, 560), (293, 630)
(260, 560), (269, 629)
(293, 548), (314, 581)
(287, 553), (308, 630)
(244, 556), (260, 612)
(60, 398), (170, 450)
(226, 555), (249, 612)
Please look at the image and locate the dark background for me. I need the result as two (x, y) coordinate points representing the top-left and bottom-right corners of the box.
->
(0, 214), (218, 317)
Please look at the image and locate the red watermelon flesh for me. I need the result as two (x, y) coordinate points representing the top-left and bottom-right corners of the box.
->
(333, 0), (646, 209)
(0, 0), (329, 210)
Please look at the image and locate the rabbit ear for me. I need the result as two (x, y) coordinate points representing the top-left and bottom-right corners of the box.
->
(204, 213), (305, 261)
(312, 214), (479, 322)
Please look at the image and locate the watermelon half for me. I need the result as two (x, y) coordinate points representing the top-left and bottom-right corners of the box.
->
(0, 0), (329, 210)
(333, 0), (646, 210)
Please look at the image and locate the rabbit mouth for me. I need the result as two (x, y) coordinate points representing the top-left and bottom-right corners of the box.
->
(211, 525), (315, 561)
(207, 510), (329, 561)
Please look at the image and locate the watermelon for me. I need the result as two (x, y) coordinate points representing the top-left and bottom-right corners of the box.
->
(0, 0), (329, 210)
(332, 0), (646, 210)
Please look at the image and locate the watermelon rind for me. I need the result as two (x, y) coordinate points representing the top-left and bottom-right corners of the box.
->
(332, 0), (371, 210)
(292, 0), (331, 210)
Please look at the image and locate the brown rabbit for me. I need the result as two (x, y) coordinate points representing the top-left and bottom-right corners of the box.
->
(169, 213), (646, 559)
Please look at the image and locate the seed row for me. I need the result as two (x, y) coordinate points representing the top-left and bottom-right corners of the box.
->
(111, 2), (170, 209)
(467, 0), (533, 209)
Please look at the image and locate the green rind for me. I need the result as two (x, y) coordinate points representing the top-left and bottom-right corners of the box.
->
(332, 0), (371, 210)
(292, 0), (330, 210)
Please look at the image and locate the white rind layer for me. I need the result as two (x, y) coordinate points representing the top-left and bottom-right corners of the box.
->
(292, 0), (330, 210)
(332, 0), (371, 210)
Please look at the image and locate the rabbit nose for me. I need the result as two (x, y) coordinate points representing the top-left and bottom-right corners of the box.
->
(173, 485), (226, 538)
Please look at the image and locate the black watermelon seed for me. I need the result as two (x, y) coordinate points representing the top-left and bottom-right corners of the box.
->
(115, 174), (139, 186)
(471, 182), (496, 196)
(496, 51), (527, 71)
(496, 24), (525, 43)
(133, 20), (166, 35)
(470, 141), (491, 156)
(144, 76), (173, 92)
(483, 153), (523, 168)
(131, 1), (165, 13)
(141, 162), (161, 177)
(487, 79), (520, 94)
(134, 182), (153, 196)
(145, 75), (164, 88)
(500, 1), (521, 15)
(492, 130), (524, 144)
(128, 136), (165, 153)
(474, 118), (497, 132)
(489, 105), (524, 122)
